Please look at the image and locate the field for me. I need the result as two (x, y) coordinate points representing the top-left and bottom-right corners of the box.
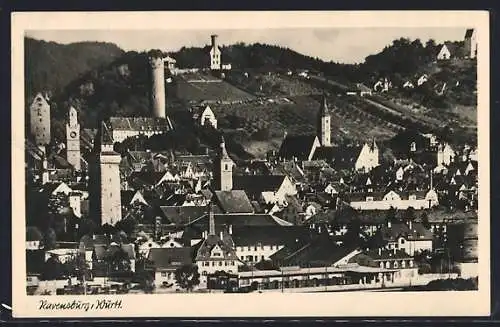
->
(174, 72), (255, 103)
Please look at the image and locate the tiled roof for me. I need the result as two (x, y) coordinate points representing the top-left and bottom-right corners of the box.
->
(364, 249), (412, 260)
(195, 233), (238, 261)
(278, 135), (317, 160)
(233, 175), (287, 200)
(231, 225), (310, 247)
(276, 236), (359, 268)
(159, 206), (208, 226)
(128, 171), (166, 187)
(188, 213), (293, 232)
(147, 247), (193, 270)
(379, 222), (433, 241)
(213, 190), (254, 214)
(109, 117), (171, 131)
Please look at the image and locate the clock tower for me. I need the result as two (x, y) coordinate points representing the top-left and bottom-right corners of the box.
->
(66, 106), (81, 170)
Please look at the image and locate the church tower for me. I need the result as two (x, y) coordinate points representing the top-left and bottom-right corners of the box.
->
(210, 34), (222, 70)
(66, 106), (81, 170)
(214, 136), (233, 191)
(30, 92), (51, 147)
(317, 94), (332, 147)
(90, 121), (122, 226)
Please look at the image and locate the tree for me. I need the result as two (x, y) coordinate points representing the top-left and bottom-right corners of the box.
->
(41, 254), (65, 280)
(174, 264), (200, 292)
(43, 227), (57, 250)
(404, 206), (416, 222)
(421, 212), (431, 229)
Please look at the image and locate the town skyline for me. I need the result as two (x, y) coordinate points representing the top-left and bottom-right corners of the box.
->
(26, 27), (466, 64)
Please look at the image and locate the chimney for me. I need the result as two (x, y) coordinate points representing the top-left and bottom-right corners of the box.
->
(408, 220), (413, 230)
(209, 205), (215, 236)
(393, 247), (397, 255)
(387, 220), (392, 228)
(220, 230), (224, 240)
(229, 224), (233, 235)
(378, 248), (381, 256)
(211, 34), (218, 49)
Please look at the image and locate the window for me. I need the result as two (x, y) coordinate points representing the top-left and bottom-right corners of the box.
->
(247, 246), (251, 251)
(240, 256), (244, 260)
(254, 246), (257, 251)
(366, 197), (374, 202)
(224, 164), (228, 170)
(261, 255), (265, 261)
(161, 272), (167, 277)
(205, 261), (209, 267)
(212, 262), (215, 266)
(231, 261), (234, 266)
(254, 256), (258, 262)
(224, 262), (228, 266)
(202, 271), (207, 276)
(218, 261), (222, 266)
(400, 239), (405, 244)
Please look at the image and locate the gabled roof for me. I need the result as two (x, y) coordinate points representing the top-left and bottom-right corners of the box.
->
(128, 171), (166, 187)
(213, 190), (254, 214)
(188, 213), (293, 232)
(195, 233), (238, 261)
(379, 222), (433, 242)
(233, 175), (288, 200)
(159, 206), (208, 226)
(147, 247), (193, 270)
(109, 116), (171, 131)
(278, 135), (318, 160)
(231, 225), (310, 247)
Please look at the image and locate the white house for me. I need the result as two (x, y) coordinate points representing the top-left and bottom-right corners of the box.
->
(349, 189), (439, 210)
(437, 143), (455, 166)
(464, 28), (477, 59)
(193, 105), (218, 129)
(382, 221), (434, 256)
(355, 140), (379, 172)
(437, 44), (452, 60)
(147, 247), (193, 289)
(417, 74), (428, 86)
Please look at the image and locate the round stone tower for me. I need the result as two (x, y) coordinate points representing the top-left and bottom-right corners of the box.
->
(149, 56), (166, 118)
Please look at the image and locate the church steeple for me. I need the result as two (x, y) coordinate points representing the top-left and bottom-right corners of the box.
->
(318, 94), (332, 147)
(214, 135), (233, 191)
(66, 106), (81, 170)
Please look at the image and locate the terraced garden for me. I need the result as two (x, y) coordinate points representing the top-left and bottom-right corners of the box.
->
(174, 73), (255, 102)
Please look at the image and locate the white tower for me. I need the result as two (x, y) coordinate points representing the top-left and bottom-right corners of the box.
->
(214, 136), (233, 191)
(149, 56), (166, 118)
(66, 106), (81, 170)
(97, 121), (122, 226)
(210, 34), (221, 70)
(318, 95), (331, 147)
(30, 92), (51, 146)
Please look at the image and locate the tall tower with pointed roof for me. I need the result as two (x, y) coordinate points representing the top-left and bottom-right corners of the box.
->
(317, 94), (332, 147)
(90, 121), (122, 226)
(213, 136), (233, 191)
(30, 92), (51, 146)
(66, 106), (81, 170)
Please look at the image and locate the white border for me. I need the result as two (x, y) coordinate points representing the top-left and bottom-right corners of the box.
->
(11, 11), (490, 318)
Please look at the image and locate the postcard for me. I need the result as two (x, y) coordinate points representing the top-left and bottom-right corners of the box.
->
(12, 10), (490, 318)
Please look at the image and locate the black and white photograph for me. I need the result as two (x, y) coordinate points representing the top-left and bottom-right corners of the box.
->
(12, 11), (490, 317)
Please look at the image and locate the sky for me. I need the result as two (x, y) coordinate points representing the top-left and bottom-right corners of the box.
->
(26, 27), (467, 64)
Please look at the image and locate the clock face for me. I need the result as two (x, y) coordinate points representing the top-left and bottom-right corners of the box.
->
(70, 131), (77, 138)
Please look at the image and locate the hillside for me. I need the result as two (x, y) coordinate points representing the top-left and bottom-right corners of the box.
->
(25, 37), (125, 100)
(25, 36), (477, 157)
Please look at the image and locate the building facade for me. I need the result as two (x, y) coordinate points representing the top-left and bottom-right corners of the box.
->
(209, 34), (222, 70)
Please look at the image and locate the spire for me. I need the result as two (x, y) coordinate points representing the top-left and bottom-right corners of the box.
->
(220, 135), (229, 159)
(320, 93), (329, 116)
(208, 204), (215, 236)
(100, 121), (114, 146)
